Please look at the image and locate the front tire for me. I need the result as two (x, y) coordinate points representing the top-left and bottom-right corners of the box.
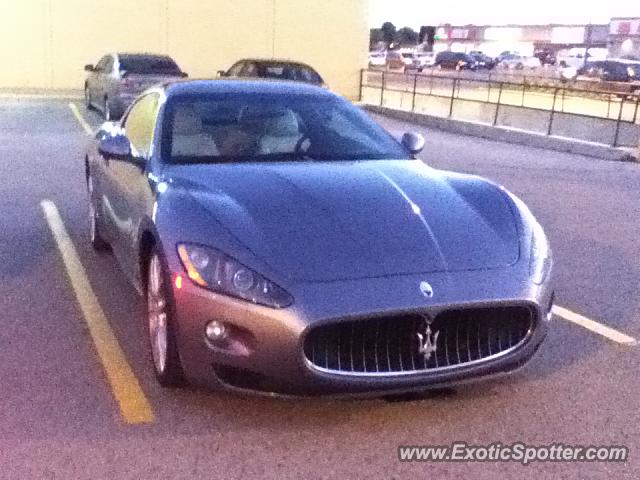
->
(103, 96), (111, 121)
(84, 85), (92, 109)
(147, 250), (184, 387)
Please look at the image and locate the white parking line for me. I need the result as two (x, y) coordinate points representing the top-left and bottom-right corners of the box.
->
(553, 305), (638, 346)
(68, 102), (93, 135)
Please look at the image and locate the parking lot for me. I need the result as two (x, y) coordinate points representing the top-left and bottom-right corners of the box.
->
(1, 96), (639, 479)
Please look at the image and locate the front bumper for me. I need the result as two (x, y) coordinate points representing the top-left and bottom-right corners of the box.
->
(170, 263), (553, 397)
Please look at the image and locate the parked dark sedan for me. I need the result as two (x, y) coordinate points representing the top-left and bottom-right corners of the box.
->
(579, 60), (639, 83)
(218, 59), (326, 87)
(434, 51), (477, 70)
(84, 53), (187, 120)
(85, 80), (553, 396)
(469, 51), (496, 70)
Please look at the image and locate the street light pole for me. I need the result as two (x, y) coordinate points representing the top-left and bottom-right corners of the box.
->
(584, 21), (592, 69)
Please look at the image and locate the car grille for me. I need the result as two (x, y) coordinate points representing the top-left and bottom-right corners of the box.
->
(303, 306), (534, 376)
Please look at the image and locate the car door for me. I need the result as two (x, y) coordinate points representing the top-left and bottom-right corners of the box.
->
(108, 92), (161, 281)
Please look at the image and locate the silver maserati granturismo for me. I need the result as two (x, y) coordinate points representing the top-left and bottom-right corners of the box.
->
(85, 79), (553, 396)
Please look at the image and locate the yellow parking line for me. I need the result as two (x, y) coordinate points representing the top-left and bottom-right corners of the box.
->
(40, 200), (155, 424)
(68, 102), (93, 135)
(553, 305), (638, 346)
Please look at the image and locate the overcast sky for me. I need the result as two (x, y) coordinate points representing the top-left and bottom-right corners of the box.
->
(369, 0), (637, 29)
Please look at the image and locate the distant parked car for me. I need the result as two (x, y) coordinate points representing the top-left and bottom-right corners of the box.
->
(401, 52), (416, 68)
(384, 51), (406, 71)
(434, 51), (477, 71)
(556, 47), (607, 69)
(534, 49), (557, 66)
(84, 53), (186, 120)
(496, 51), (521, 63)
(219, 59), (326, 87)
(412, 51), (436, 71)
(469, 51), (496, 69)
(499, 55), (541, 70)
(368, 51), (387, 68)
(578, 60), (640, 83)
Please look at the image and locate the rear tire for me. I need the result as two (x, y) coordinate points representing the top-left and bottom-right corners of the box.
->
(146, 249), (184, 387)
(87, 175), (109, 251)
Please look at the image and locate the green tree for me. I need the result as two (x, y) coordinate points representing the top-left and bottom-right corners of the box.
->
(381, 22), (396, 47)
(395, 27), (419, 47)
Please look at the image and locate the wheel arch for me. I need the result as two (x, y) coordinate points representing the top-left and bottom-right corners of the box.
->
(138, 228), (158, 293)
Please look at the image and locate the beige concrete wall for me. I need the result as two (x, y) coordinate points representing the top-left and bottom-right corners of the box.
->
(0, 0), (368, 99)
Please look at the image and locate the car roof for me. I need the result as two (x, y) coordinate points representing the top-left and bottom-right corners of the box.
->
(161, 79), (334, 98)
(231, 58), (317, 68)
(114, 52), (175, 60)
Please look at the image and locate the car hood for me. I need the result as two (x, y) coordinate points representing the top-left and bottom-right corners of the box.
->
(164, 160), (520, 282)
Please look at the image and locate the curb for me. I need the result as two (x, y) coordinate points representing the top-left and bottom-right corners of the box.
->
(363, 104), (638, 162)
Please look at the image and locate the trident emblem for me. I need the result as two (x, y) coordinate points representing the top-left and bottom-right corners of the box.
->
(417, 321), (440, 361)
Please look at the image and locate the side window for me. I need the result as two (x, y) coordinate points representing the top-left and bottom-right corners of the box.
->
(240, 62), (258, 77)
(122, 93), (160, 158)
(103, 56), (114, 74)
(95, 55), (109, 72)
(227, 62), (244, 77)
(327, 109), (377, 147)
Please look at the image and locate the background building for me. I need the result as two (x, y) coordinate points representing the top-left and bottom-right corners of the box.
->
(432, 23), (609, 57)
(608, 18), (640, 59)
(0, 0), (368, 99)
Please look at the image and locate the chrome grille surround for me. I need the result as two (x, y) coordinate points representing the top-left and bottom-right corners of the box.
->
(303, 306), (535, 377)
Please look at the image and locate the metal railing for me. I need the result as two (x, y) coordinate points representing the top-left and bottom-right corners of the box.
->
(359, 69), (640, 148)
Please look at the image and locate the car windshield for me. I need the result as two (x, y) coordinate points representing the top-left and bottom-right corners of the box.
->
(258, 63), (323, 84)
(163, 94), (410, 164)
(119, 55), (181, 74)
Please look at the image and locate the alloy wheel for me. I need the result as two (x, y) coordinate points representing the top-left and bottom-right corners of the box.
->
(148, 254), (168, 375)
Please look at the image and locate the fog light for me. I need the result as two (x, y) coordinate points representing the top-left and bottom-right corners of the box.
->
(205, 320), (228, 343)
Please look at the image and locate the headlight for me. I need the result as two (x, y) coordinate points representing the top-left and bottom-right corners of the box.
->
(530, 221), (551, 285)
(177, 243), (293, 308)
(627, 67), (635, 77)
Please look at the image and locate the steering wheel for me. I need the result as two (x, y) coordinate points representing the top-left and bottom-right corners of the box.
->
(294, 134), (312, 156)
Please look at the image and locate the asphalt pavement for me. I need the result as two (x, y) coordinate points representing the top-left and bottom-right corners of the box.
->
(0, 97), (638, 479)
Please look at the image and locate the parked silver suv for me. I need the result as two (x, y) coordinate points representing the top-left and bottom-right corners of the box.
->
(84, 53), (186, 119)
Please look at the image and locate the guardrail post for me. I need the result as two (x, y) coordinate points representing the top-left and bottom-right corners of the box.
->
(548, 88), (558, 136)
(633, 96), (639, 124)
(521, 82), (526, 107)
(380, 71), (385, 107)
(358, 69), (364, 102)
(411, 74), (418, 112)
(613, 97), (624, 147)
(449, 78), (457, 118)
(492, 82), (503, 126)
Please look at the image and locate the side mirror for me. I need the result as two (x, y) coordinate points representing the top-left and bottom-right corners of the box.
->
(401, 132), (425, 156)
(98, 133), (146, 169)
(84, 64), (95, 72)
(180, 72), (189, 78)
